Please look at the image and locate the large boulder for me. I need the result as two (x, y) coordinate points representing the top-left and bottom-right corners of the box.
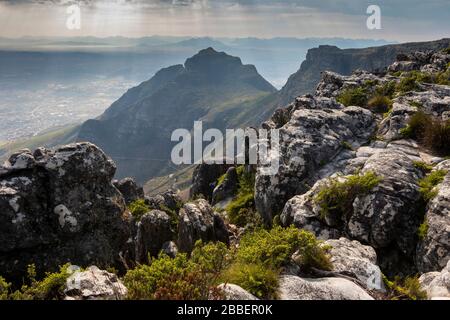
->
(278, 275), (373, 300)
(255, 104), (375, 224)
(134, 210), (175, 262)
(324, 238), (385, 292)
(113, 177), (144, 205)
(0, 143), (131, 280)
(177, 199), (229, 252)
(190, 163), (234, 201)
(416, 171), (450, 272)
(65, 266), (128, 300)
(419, 260), (450, 300)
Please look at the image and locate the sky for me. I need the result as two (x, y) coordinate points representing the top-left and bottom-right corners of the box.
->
(0, 0), (449, 41)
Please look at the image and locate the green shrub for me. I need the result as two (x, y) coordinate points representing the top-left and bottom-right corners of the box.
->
(375, 81), (396, 98)
(225, 166), (260, 227)
(413, 161), (433, 173)
(400, 111), (432, 140)
(236, 226), (332, 271)
(340, 141), (354, 151)
(8, 264), (72, 300)
(0, 276), (10, 300)
(417, 220), (429, 241)
(220, 226), (331, 299)
(396, 76), (420, 93)
(190, 241), (231, 275)
(315, 172), (381, 219)
(423, 118), (450, 156)
(337, 87), (369, 107)
(418, 170), (447, 201)
(410, 101), (423, 109)
(124, 241), (230, 300)
(443, 47), (450, 54)
(220, 262), (278, 299)
(383, 275), (427, 300)
(367, 94), (393, 113)
(128, 199), (150, 219)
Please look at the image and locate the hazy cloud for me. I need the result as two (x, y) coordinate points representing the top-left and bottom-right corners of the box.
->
(0, 0), (448, 40)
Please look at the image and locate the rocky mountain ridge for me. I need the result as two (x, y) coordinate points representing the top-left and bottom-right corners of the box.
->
(1, 47), (449, 300)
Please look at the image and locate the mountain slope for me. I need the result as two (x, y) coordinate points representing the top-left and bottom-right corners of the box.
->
(77, 48), (276, 183)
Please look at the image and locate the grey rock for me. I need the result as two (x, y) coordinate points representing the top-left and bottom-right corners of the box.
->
(177, 199), (229, 252)
(419, 260), (450, 300)
(145, 189), (183, 213)
(65, 266), (127, 300)
(113, 177), (144, 205)
(0, 142), (131, 280)
(217, 283), (259, 300)
(255, 104), (375, 224)
(416, 171), (450, 272)
(278, 275), (373, 300)
(161, 241), (178, 258)
(325, 238), (385, 292)
(190, 162), (235, 201)
(135, 210), (174, 262)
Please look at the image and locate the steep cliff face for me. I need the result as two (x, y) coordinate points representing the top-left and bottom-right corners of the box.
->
(77, 48), (276, 183)
(276, 38), (450, 107)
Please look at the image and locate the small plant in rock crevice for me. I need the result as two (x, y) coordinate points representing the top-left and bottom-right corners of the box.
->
(315, 171), (382, 219)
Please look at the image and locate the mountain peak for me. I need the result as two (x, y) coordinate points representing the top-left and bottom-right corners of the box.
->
(184, 47), (242, 72)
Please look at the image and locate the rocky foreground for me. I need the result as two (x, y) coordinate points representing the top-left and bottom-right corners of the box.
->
(1, 49), (449, 300)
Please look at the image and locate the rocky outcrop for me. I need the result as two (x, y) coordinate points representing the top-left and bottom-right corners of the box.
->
(0, 143), (131, 280)
(113, 177), (144, 205)
(134, 210), (175, 262)
(190, 163), (234, 201)
(419, 260), (450, 300)
(416, 171), (450, 272)
(278, 275), (374, 300)
(255, 103), (375, 223)
(277, 39), (450, 106)
(281, 146), (424, 276)
(217, 284), (258, 300)
(65, 266), (127, 300)
(178, 199), (230, 252)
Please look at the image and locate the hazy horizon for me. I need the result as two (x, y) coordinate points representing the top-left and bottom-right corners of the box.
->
(0, 1), (448, 41)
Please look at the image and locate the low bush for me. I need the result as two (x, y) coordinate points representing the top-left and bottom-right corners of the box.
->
(7, 264), (72, 300)
(400, 111), (432, 140)
(337, 87), (369, 107)
(396, 76), (420, 93)
(236, 226), (332, 271)
(0, 276), (10, 300)
(413, 161), (433, 174)
(225, 166), (260, 227)
(418, 170), (447, 201)
(124, 241), (230, 300)
(417, 220), (429, 241)
(315, 171), (381, 219)
(220, 262), (278, 299)
(383, 275), (427, 300)
(128, 199), (150, 219)
(367, 94), (393, 113)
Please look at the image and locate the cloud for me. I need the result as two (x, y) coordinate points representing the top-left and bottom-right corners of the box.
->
(0, 0), (448, 40)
